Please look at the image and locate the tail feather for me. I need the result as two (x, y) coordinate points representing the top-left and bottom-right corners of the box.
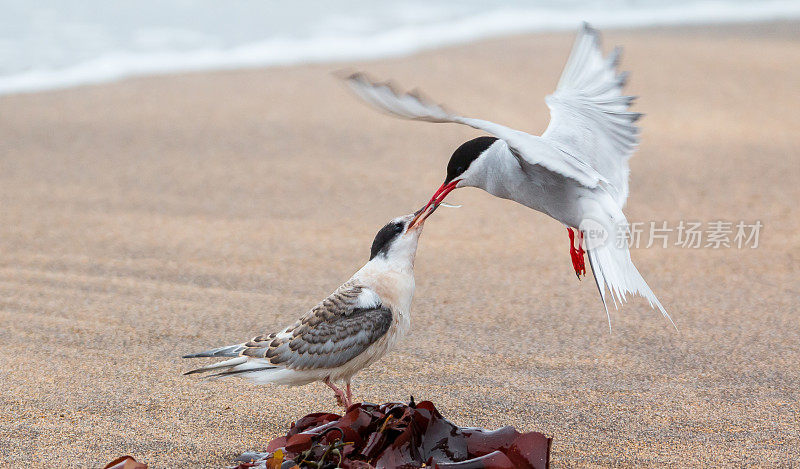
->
(182, 343), (245, 359)
(586, 250), (612, 332)
(206, 364), (277, 379)
(586, 233), (676, 331)
(183, 356), (248, 376)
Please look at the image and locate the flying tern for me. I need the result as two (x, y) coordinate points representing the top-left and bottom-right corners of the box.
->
(345, 24), (674, 329)
(183, 207), (437, 407)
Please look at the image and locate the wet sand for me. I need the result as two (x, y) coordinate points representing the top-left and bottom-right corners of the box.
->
(1, 21), (798, 468)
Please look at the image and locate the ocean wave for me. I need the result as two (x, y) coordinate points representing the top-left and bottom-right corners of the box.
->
(1, 0), (798, 95)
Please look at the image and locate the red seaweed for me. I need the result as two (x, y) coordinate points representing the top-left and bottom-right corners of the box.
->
(103, 399), (551, 468)
(103, 456), (147, 469)
(234, 398), (551, 469)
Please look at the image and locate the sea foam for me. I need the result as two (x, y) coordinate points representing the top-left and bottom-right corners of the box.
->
(1, 0), (798, 95)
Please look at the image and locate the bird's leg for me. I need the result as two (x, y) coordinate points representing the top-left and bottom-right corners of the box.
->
(323, 377), (347, 408)
(568, 228), (586, 279)
(345, 380), (353, 408)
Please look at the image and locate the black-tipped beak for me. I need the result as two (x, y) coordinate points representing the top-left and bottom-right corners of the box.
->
(407, 202), (438, 230)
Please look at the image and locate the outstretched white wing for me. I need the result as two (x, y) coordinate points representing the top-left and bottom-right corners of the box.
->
(345, 72), (608, 189)
(542, 23), (641, 207)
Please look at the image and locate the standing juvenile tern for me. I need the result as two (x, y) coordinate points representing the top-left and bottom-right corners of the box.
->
(183, 207), (437, 407)
(345, 24), (674, 329)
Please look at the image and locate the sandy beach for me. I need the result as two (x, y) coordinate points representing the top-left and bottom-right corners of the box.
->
(1, 21), (799, 467)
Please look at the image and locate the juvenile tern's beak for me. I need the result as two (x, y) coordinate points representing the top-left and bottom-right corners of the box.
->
(407, 202), (438, 230)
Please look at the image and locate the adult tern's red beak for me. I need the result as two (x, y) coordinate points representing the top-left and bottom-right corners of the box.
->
(407, 179), (461, 230)
(407, 202), (437, 231)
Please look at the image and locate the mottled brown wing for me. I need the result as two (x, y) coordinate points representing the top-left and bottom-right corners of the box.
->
(240, 283), (393, 371)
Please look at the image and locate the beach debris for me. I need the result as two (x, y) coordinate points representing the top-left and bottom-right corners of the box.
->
(103, 456), (147, 469)
(233, 398), (550, 469)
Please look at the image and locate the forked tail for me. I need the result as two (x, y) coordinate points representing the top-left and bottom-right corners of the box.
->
(585, 232), (676, 332)
(183, 344), (278, 380)
(579, 193), (676, 331)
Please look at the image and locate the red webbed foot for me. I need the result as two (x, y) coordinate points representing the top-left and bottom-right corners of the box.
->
(567, 228), (586, 279)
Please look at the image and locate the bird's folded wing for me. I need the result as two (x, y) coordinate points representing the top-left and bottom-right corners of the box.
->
(345, 72), (607, 189)
(239, 283), (392, 371)
(541, 23), (641, 207)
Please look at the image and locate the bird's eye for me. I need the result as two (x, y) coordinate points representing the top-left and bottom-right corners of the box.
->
(457, 166), (465, 174)
(395, 223), (404, 233)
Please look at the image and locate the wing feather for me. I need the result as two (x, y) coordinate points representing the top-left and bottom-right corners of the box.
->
(345, 72), (607, 189)
(183, 282), (392, 375)
(344, 23), (640, 204)
(542, 23), (641, 207)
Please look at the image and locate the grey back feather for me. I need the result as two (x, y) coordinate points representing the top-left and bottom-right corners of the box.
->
(184, 282), (392, 373)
